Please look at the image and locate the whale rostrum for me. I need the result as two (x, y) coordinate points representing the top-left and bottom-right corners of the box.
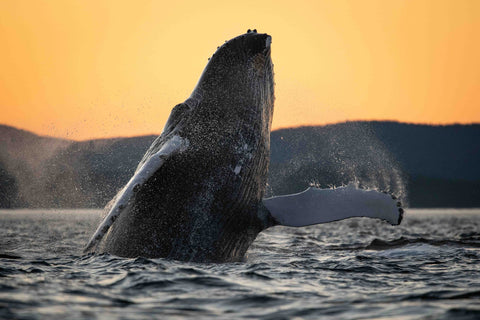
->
(85, 31), (403, 262)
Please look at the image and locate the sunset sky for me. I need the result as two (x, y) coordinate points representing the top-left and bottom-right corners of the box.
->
(1, 0), (479, 140)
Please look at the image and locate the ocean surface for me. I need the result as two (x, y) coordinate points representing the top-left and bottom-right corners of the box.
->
(1, 209), (479, 320)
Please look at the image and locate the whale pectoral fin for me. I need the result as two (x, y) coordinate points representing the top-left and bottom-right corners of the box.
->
(262, 185), (403, 227)
(83, 135), (190, 253)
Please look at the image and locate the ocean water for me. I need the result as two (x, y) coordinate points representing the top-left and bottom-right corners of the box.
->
(1, 209), (479, 320)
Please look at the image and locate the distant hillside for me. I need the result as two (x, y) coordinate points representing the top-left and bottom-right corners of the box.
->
(0, 122), (479, 208)
(367, 122), (480, 181)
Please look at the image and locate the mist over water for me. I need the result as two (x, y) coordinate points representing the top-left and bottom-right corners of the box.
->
(0, 126), (156, 208)
(0, 126), (72, 207)
(1, 209), (479, 319)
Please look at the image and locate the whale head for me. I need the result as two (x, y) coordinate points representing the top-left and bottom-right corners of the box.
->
(185, 31), (275, 133)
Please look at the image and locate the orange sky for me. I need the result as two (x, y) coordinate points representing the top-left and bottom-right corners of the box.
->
(1, 0), (479, 140)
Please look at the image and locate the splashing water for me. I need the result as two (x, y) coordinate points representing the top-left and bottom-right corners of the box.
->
(268, 122), (407, 204)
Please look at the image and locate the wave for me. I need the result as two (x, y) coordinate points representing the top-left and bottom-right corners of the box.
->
(365, 236), (480, 250)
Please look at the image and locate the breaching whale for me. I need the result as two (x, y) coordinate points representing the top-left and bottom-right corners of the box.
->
(85, 30), (403, 262)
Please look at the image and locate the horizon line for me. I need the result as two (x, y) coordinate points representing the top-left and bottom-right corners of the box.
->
(2, 119), (479, 142)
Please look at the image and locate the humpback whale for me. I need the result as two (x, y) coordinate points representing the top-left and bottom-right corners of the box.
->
(85, 30), (403, 262)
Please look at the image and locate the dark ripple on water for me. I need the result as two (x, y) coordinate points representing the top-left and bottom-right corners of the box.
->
(1, 209), (480, 319)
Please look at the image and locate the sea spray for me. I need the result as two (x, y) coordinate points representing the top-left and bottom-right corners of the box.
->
(268, 122), (407, 204)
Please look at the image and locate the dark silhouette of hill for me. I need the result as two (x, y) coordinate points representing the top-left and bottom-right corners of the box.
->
(366, 121), (480, 181)
(0, 122), (478, 208)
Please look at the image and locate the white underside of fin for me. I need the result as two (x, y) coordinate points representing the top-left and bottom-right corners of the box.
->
(262, 185), (402, 227)
(84, 135), (189, 253)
